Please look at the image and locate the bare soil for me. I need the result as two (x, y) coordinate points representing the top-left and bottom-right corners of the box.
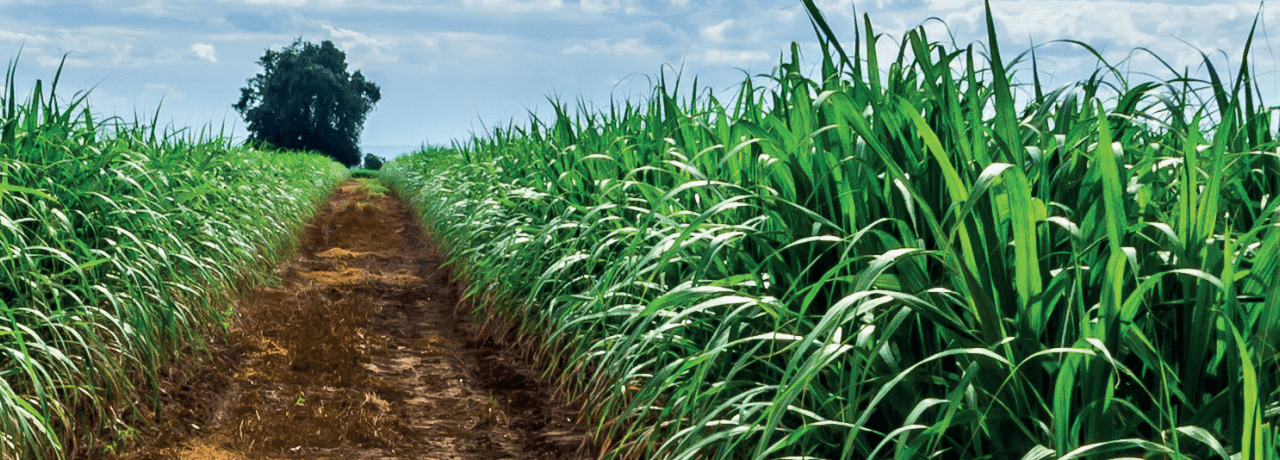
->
(111, 180), (592, 460)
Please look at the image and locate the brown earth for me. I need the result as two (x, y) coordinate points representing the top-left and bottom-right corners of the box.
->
(109, 180), (593, 460)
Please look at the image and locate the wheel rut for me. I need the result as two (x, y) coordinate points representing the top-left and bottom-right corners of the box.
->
(111, 180), (590, 460)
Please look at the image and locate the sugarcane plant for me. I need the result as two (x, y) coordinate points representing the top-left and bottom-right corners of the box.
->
(384, 1), (1279, 458)
(0, 57), (348, 458)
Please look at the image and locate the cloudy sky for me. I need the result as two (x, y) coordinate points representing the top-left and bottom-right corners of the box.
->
(0, 0), (1275, 156)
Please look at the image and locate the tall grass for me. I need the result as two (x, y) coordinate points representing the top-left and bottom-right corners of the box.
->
(385, 1), (1280, 458)
(0, 60), (347, 458)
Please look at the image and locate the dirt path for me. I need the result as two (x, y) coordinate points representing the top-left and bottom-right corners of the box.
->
(115, 180), (590, 460)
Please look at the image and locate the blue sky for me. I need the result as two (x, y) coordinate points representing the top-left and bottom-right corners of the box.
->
(0, 0), (1275, 156)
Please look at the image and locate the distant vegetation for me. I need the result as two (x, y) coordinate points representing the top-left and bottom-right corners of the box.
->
(0, 61), (347, 458)
(234, 39), (381, 167)
(383, 0), (1280, 458)
(363, 153), (384, 170)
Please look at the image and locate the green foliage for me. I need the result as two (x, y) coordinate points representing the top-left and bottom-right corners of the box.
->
(0, 59), (347, 459)
(233, 39), (381, 167)
(363, 153), (384, 170)
(384, 2), (1280, 458)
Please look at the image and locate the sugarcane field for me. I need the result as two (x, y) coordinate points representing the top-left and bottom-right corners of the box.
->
(2, 1), (1279, 459)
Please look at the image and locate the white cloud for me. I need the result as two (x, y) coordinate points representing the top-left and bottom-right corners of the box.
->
(142, 82), (186, 101)
(701, 19), (734, 43)
(0, 29), (47, 45)
(580, 0), (620, 14)
(239, 0), (310, 6)
(191, 43), (217, 63)
(463, 0), (565, 13)
(990, 1), (1257, 51)
(688, 48), (771, 66)
(0, 0), (1273, 148)
(806, 0), (1278, 90)
(563, 38), (657, 57)
(36, 54), (90, 68)
(322, 24), (398, 66)
(435, 31), (517, 61)
(323, 24), (378, 46)
(693, 8), (804, 49)
(1, 26), (195, 69)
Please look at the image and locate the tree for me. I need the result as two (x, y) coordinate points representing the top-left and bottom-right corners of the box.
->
(362, 153), (384, 170)
(234, 39), (380, 167)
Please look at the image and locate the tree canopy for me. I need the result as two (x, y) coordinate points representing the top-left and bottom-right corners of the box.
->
(234, 39), (380, 167)
(362, 153), (384, 170)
